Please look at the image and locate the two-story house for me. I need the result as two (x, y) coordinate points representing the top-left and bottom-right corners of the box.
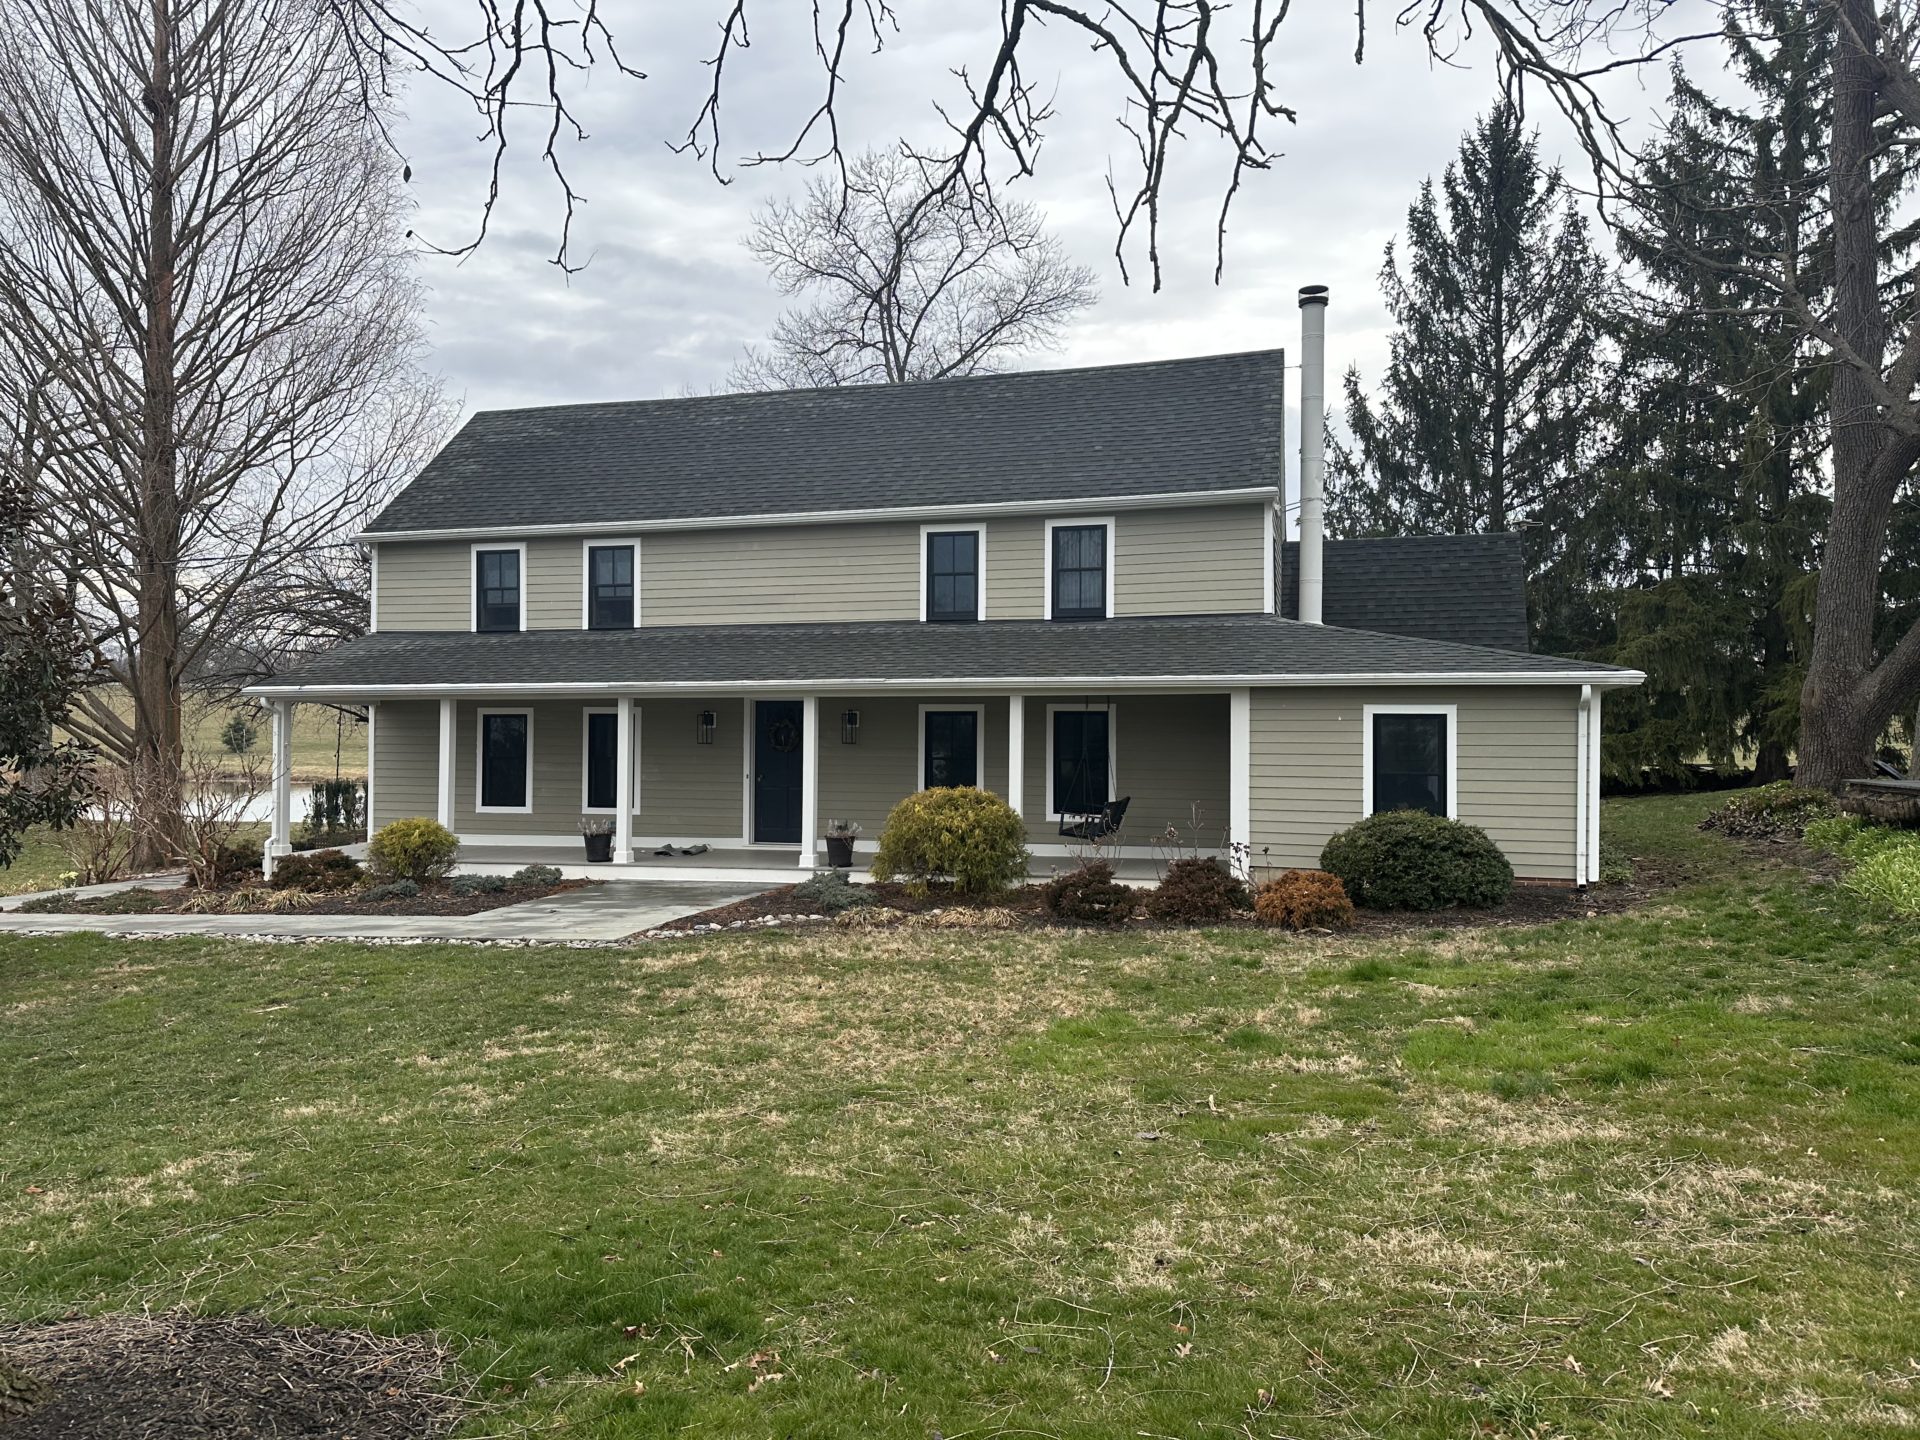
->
(247, 308), (1642, 884)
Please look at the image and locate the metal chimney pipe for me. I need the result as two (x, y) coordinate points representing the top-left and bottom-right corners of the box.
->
(1297, 284), (1328, 625)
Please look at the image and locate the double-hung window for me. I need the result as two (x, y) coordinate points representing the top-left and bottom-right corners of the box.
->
(477, 710), (532, 812)
(586, 544), (636, 629)
(474, 548), (522, 633)
(1049, 522), (1109, 620)
(1367, 708), (1453, 818)
(923, 528), (982, 622)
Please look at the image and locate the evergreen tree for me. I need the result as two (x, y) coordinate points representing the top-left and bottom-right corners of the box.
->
(1330, 102), (1610, 646)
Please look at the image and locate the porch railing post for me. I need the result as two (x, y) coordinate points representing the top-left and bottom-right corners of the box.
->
(264, 698), (294, 879)
(615, 695), (635, 865)
(798, 694), (819, 869)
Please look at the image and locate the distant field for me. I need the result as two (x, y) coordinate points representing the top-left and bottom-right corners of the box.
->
(69, 690), (366, 783)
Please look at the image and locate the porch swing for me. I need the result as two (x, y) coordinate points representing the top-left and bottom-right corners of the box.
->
(1056, 697), (1130, 842)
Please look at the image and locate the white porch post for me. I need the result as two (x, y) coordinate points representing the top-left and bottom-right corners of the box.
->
(614, 695), (635, 865)
(265, 699), (294, 878)
(1588, 688), (1604, 885)
(798, 694), (820, 868)
(1005, 694), (1025, 816)
(436, 697), (457, 832)
(1228, 688), (1252, 879)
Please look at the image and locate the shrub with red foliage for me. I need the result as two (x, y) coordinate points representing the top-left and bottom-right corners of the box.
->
(1254, 869), (1354, 930)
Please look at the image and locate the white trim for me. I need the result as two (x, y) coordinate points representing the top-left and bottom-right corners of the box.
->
(369, 545), (380, 633)
(1044, 702), (1118, 822)
(1006, 694), (1026, 816)
(361, 486), (1281, 545)
(475, 706), (535, 814)
(798, 694), (820, 867)
(251, 670), (1645, 702)
(366, 701), (378, 831)
(1575, 685), (1590, 887)
(1588, 687), (1604, 884)
(1043, 517), (1116, 621)
(919, 523), (987, 623)
(1228, 687), (1251, 873)
(581, 538), (642, 630)
(740, 698), (753, 844)
(1261, 502), (1276, 615)
(436, 698), (457, 829)
(470, 541), (528, 633)
(265, 699), (293, 876)
(1362, 703), (1458, 820)
(916, 703), (988, 790)
(580, 705), (642, 813)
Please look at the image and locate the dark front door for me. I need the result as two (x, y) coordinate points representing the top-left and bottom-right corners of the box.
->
(753, 700), (805, 844)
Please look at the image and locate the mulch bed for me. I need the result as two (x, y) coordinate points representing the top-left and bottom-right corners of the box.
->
(0, 1312), (467, 1438)
(17, 878), (587, 919)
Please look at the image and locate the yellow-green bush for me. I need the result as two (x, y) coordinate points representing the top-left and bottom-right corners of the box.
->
(870, 787), (1029, 894)
(1844, 834), (1920, 918)
(367, 817), (459, 884)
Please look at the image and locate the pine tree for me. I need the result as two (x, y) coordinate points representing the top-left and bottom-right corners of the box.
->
(1330, 101), (1610, 646)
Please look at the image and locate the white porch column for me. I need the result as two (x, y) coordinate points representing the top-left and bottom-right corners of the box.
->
(436, 697), (457, 832)
(365, 702), (378, 834)
(1228, 688), (1252, 878)
(1587, 688), (1604, 884)
(798, 694), (820, 868)
(614, 695), (636, 865)
(265, 699), (294, 878)
(1005, 694), (1026, 816)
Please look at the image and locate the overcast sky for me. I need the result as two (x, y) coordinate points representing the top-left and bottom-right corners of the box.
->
(395, 4), (1696, 495)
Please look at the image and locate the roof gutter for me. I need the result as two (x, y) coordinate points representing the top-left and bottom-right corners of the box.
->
(356, 486), (1282, 545)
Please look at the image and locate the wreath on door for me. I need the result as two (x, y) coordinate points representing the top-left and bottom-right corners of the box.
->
(768, 718), (801, 753)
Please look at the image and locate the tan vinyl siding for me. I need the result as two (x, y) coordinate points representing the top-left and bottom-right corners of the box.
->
(525, 538), (584, 630)
(368, 701), (439, 828)
(642, 699), (746, 839)
(1115, 503), (1266, 616)
(1019, 694), (1230, 846)
(1248, 684), (1580, 880)
(985, 518), (1043, 619)
(373, 541), (469, 631)
(642, 522), (922, 626)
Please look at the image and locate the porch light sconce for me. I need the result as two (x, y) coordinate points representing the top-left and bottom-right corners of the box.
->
(841, 708), (860, 745)
(696, 709), (717, 745)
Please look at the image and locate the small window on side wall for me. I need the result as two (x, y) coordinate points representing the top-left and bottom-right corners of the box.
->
(1371, 711), (1449, 817)
(475, 548), (521, 632)
(587, 544), (636, 629)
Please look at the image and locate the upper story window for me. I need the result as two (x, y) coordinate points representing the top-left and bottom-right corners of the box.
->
(586, 543), (637, 629)
(473, 546), (523, 633)
(923, 527), (983, 622)
(1366, 706), (1455, 819)
(1047, 519), (1112, 621)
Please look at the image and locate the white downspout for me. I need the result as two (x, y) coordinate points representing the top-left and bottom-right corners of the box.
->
(1297, 285), (1329, 625)
(1576, 685), (1591, 888)
(1588, 687), (1604, 884)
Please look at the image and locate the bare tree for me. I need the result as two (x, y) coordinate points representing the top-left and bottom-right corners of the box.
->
(0, 0), (450, 866)
(730, 151), (1096, 390)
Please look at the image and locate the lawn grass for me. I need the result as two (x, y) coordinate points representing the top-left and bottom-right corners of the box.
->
(2, 794), (1917, 1437)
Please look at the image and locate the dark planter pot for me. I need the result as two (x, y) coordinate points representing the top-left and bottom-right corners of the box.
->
(583, 832), (613, 863)
(824, 835), (856, 868)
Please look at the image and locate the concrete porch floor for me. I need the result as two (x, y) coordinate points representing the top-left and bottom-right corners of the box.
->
(454, 844), (1173, 886)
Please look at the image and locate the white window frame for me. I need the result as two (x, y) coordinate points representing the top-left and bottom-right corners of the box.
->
(1043, 516), (1116, 621)
(1045, 702), (1118, 821)
(1362, 703), (1458, 820)
(580, 705), (642, 813)
(475, 707), (535, 814)
(580, 538), (642, 630)
(470, 541), (528, 633)
(916, 703), (987, 791)
(919, 523), (987, 622)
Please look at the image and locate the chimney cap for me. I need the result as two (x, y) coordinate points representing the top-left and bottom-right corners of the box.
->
(1298, 284), (1329, 307)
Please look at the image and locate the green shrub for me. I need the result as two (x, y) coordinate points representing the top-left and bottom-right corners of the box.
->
(1597, 853), (1635, 887)
(206, 837), (264, 886)
(1041, 860), (1138, 926)
(509, 864), (565, 888)
(362, 879), (420, 902)
(368, 818), (459, 883)
(1699, 781), (1835, 840)
(1803, 814), (1865, 856)
(15, 891), (78, 914)
(1845, 838), (1920, 918)
(1320, 810), (1513, 911)
(792, 870), (876, 914)
(1143, 857), (1250, 924)
(449, 873), (508, 896)
(1253, 869), (1354, 930)
(268, 848), (363, 892)
(870, 787), (1029, 894)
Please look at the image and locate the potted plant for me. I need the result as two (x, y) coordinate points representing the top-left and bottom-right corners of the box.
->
(579, 815), (614, 863)
(824, 819), (861, 869)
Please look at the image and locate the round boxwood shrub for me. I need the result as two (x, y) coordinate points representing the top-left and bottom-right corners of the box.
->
(268, 848), (363, 893)
(870, 787), (1029, 894)
(1041, 860), (1137, 926)
(1142, 856), (1250, 924)
(1320, 811), (1512, 911)
(368, 817), (460, 884)
(1254, 869), (1355, 930)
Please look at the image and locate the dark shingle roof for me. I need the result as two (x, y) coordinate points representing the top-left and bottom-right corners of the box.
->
(1282, 534), (1531, 653)
(364, 351), (1286, 535)
(254, 614), (1634, 696)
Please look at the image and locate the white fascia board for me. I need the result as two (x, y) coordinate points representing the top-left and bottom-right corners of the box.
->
(356, 485), (1280, 544)
(245, 669), (1646, 701)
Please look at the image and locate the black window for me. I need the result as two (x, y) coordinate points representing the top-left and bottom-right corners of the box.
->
(480, 712), (529, 810)
(475, 549), (521, 632)
(923, 710), (979, 788)
(585, 711), (619, 809)
(1051, 524), (1107, 620)
(1373, 713), (1447, 817)
(587, 545), (635, 629)
(925, 531), (980, 622)
(1053, 709), (1110, 815)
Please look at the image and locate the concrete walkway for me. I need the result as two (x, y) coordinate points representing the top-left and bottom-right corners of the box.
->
(0, 879), (761, 944)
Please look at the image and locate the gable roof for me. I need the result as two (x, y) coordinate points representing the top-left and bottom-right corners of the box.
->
(251, 613), (1636, 698)
(364, 350), (1286, 537)
(1282, 534), (1531, 653)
